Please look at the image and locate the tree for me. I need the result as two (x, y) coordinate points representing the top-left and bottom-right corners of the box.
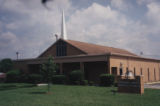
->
(41, 56), (56, 93)
(0, 58), (13, 73)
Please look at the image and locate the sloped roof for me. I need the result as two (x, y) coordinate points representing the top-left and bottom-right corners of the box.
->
(64, 39), (137, 56)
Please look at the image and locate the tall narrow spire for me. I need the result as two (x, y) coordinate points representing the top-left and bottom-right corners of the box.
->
(61, 10), (67, 40)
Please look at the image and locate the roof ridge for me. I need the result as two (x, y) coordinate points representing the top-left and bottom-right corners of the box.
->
(66, 39), (124, 51)
(65, 39), (137, 56)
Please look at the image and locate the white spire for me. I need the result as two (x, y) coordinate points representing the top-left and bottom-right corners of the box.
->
(61, 10), (67, 40)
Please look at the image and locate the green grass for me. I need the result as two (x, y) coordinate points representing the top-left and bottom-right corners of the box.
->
(0, 83), (160, 106)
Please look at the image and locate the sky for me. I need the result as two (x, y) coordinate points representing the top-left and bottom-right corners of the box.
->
(0, 0), (160, 60)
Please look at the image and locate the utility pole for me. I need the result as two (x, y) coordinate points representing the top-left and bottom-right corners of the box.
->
(140, 52), (143, 56)
(55, 34), (58, 41)
(16, 52), (19, 60)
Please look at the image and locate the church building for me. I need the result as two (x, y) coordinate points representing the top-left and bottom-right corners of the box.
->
(13, 11), (160, 84)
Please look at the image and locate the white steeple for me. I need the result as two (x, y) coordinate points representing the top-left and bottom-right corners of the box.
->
(61, 10), (67, 40)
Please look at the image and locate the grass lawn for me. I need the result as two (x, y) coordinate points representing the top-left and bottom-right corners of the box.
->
(0, 83), (160, 106)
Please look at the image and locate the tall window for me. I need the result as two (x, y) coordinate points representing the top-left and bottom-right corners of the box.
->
(120, 68), (123, 75)
(126, 67), (128, 72)
(154, 68), (156, 81)
(111, 67), (117, 75)
(148, 68), (150, 81)
(56, 41), (67, 56)
(134, 67), (136, 76)
(159, 68), (160, 80)
(140, 68), (143, 75)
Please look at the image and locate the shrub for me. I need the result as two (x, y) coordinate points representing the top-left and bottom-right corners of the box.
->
(69, 70), (84, 84)
(28, 74), (43, 84)
(52, 75), (66, 84)
(19, 74), (29, 83)
(6, 70), (21, 83)
(88, 81), (94, 86)
(74, 81), (80, 85)
(100, 74), (115, 86)
(80, 80), (88, 85)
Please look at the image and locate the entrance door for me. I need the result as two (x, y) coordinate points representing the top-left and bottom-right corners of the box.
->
(111, 67), (117, 75)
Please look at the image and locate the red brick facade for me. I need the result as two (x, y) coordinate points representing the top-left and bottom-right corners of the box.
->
(13, 39), (160, 84)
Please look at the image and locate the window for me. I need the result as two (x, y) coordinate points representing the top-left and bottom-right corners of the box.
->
(56, 41), (67, 56)
(159, 68), (160, 80)
(140, 68), (143, 75)
(111, 67), (117, 75)
(126, 67), (128, 72)
(148, 68), (150, 81)
(120, 68), (123, 75)
(154, 68), (156, 81)
(134, 67), (136, 76)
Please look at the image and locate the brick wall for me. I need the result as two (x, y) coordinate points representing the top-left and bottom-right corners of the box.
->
(110, 56), (160, 83)
(39, 40), (85, 57)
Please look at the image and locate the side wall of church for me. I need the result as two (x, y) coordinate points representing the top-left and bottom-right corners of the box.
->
(110, 56), (160, 83)
(13, 61), (29, 74)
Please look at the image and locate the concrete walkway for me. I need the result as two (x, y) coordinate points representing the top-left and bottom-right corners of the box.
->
(144, 82), (160, 89)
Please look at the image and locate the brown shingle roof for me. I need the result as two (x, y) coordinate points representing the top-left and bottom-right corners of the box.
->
(65, 39), (137, 56)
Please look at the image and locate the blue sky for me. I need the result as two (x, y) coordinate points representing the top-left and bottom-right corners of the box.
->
(0, 0), (160, 59)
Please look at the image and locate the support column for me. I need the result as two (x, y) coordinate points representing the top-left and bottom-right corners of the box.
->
(60, 63), (63, 74)
(108, 56), (111, 74)
(80, 62), (85, 80)
(80, 62), (84, 73)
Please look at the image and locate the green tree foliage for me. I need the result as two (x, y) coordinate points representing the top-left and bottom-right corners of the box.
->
(41, 56), (57, 93)
(0, 58), (13, 73)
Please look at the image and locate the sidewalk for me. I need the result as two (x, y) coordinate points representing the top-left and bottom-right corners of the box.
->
(144, 82), (160, 89)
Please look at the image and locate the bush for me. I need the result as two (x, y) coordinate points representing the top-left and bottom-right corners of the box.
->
(19, 74), (29, 83)
(100, 74), (115, 86)
(28, 74), (43, 84)
(6, 70), (21, 83)
(89, 81), (94, 86)
(52, 75), (66, 84)
(80, 80), (88, 85)
(69, 70), (84, 84)
(74, 81), (80, 85)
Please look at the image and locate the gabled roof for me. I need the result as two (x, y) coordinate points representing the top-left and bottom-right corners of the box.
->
(64, 39), (137, 56)
(38, 38), (138, 58)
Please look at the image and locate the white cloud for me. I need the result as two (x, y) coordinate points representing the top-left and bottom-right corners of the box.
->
(0, 0), (73, 59)
(136, 0), (159, 5)
(0, 0), (160, 59)
(110, 0), (131, 10)
(68, 3), (133, 45)
(67, 2), (160, 59)
(0, 32), (20, 59)
(147, 2), (160, 25)
(0, 32), (18, 47)
(67, 3), (127, 41)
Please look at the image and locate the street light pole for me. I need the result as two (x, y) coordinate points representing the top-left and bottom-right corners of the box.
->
(16, 52), (19, 60)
